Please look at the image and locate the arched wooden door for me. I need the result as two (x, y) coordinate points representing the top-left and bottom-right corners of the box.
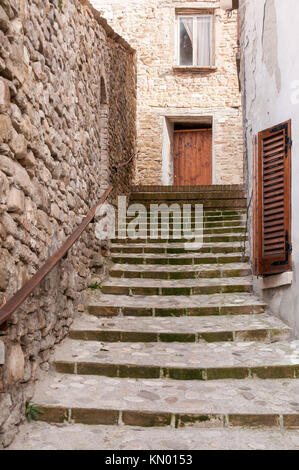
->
(173, 129), (212, 185)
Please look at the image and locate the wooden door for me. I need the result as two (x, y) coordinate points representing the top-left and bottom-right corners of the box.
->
(173, 129), (212, 185)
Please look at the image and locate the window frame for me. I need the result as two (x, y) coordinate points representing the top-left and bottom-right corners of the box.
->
(176, 13), (215, 68)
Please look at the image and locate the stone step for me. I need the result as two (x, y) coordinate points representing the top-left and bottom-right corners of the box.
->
(112, 233), (248, 244)
(129, 200), (247, 209)
(126, 210), (246, 216)
(29, 374), (299, 430)
(126, 208), (246, 214)
(131, 184), (244, 192)
(10, 421), (299, 450)
(125, 215), (246, 223)
(111, 252), (249, 265)
(54, 339), (299, 381)
(118, 226), (246, 235)
(70, 313), (290, 343)
(111, 242), (247, 255)
(87, 292), (266, 317)
(110, 262), (251, 279)
(101, 277), (252, 296)
(130, 189), (245, 201)
(115, 221), (246, 235)
(202, 220), (246, 227)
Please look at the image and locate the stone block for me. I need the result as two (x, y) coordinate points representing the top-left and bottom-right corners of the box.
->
(7, 344), (25, 385)
(122, 411), (171, 427)
(228, 414), (279, 428)
(0, 169), (9, 199)
(21, 150), (36, 168)
(0, 5), (10, 32)
(0, 114), (12, 142)
(119, 364), (160, 379)
(0, 339), (4, 365)
(0, 78), (10, 112)
(76, 362), (118, 377)
(9, 131), (27, 159)
(37, 406), (68, 424)
(72, 408), (119, 425)
(0, 155), (32, 195)
(50, 203), (61, 221)
(36, 209), (52, 234)
(7, 187), (25, 213)
(0, 393), (12, 427)
(0, 249), (14, 290)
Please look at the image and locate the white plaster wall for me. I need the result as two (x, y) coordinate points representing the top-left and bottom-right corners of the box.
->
(240, 0), (299, 336)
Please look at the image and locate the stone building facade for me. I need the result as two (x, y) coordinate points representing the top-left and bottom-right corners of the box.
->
(92, 0), (243, 185)
(0, 0), (136, 447)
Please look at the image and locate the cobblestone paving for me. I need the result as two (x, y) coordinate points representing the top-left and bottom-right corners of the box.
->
(88, 292), (266, 310)
(102, 276), (252, 289)
(55, 338), (299, 370)
(72, 312), (289, 336)
(29, 374), (299, 415)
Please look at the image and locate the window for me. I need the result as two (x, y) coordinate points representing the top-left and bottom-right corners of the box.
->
(177, 15), (214, 67)
(253, 121), (292, 276)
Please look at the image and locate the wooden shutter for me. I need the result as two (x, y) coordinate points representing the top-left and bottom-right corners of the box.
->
(254, 120), (292, 276)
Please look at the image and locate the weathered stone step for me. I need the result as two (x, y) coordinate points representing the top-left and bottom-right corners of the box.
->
(111, 252), (249, 265)
(54, 339), (299, 381)
(70, 313), (290, 343)
(130, 189), (245, 201)
(112, 228), (248, 242)
(127, 208), (246, 214)
(132, 184), (244, 193)
(126, 209), (246, 216)
(101, 277), (252, 296)
(110, 262), (251, 279)
(116, 221), (246, 235)
(87, 292), (266, 317)
(125, 212), (245, 219)
(29, 374), (299, 430)
(129, 200), (247, 209)
(10, 421), (299, 450)
(115, 226), (246, 237)
(125, 215), (246, 223)
(111, 242), (247, 255)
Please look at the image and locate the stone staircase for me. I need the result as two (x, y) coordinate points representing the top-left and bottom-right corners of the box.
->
(10, 186), (299, 450)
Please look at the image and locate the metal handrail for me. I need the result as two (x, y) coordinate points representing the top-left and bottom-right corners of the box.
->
(0, 186), (113, 327)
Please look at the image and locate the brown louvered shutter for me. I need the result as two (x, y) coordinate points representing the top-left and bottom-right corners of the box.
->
(254, 120), (292, 276)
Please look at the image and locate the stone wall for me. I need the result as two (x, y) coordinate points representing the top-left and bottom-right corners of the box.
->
(92, 0), (243, 185)
(0, 0), (136, 447)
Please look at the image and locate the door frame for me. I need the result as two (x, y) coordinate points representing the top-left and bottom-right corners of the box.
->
(161, 114), (215, 185)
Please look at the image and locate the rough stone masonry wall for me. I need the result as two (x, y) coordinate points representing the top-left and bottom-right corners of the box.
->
(0, 0), (136, 447)
(92, 0), (243, 185)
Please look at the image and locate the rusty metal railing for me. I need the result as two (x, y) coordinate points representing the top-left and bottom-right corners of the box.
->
(0, 186), (112, 328)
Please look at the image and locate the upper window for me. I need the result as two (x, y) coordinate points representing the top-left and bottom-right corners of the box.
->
(177, 15), (214, 67)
